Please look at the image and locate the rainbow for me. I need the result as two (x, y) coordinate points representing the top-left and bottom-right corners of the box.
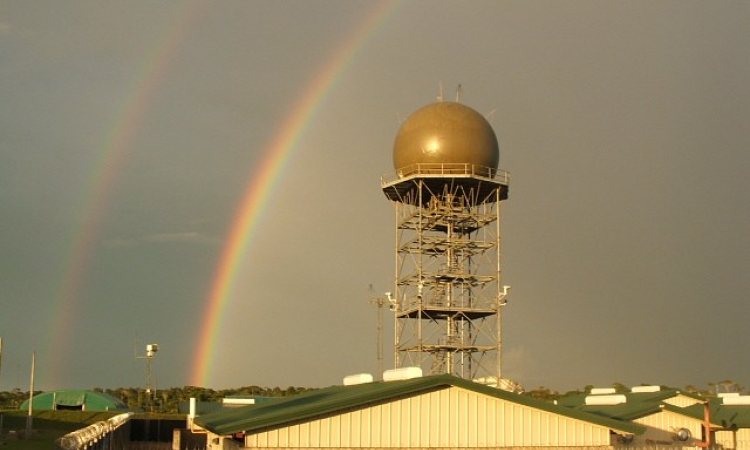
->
(46, 1), (206, 387)
(191, 1), (399, 387)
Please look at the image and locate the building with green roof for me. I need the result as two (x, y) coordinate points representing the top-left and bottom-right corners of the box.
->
(684, 395), (750, 449)
(20, 390), (128, 412)
(194, 374), (643, 449)
(556, 385), (750, 448)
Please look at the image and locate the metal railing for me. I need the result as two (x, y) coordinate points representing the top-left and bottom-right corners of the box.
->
(381, 163), (510, 186)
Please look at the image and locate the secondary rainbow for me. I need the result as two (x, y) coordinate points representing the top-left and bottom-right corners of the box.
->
(192, 1), (399, 387)
(45, 1), (205, 387)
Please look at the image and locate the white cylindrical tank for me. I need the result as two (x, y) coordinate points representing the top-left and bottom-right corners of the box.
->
(722, 395), (750, 405)
(343, 373), (374, 386)
(590, 387), (616, 395)
(383, 367), (423, 382)
(631, 385), (661, 393)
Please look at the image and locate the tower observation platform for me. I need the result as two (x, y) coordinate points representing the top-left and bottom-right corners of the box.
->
(381, 101), (510, 382)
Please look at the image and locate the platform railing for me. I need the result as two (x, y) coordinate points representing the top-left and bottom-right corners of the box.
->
(381, 163), (510, 186)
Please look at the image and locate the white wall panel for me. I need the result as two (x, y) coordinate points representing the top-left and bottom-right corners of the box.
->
(633, 410), (702, 446)
(663, 395), (702, 408)
(715, 427), (750, 449)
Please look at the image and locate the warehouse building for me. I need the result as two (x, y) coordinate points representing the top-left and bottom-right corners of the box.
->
(194, 373), (643, 449)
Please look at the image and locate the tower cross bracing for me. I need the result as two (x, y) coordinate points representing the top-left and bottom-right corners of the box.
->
(382, 165), (509, 381)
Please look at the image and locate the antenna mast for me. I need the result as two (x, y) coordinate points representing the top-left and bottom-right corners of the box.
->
(136, 343), (159, 411)
(367, 285), (385, 378)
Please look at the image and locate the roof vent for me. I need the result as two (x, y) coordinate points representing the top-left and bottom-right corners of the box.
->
(343, 373), (374, 386)
(383, 366), (423, 382)
(473, 376), (524, 393)
(585, 394), (627, 405)
(718, 392), (740, 398)
(631, 385), (661, 393)
(590, 387), (617, 395)
(222, 398), (256, 407)
(722, 395), (750, 405)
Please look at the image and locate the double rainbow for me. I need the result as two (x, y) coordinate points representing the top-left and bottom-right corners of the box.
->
(190, 1), (399, 387)
(47, 1), (206, 386)
(44, 1), (397, 389)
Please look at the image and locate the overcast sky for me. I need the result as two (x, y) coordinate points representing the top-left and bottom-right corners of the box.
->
(1, 1), (749, 394)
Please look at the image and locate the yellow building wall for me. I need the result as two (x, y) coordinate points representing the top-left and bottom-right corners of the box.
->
(245, 386), (615, 448)
(715, 428), (750, 450)
(631, 410), (703, 447)
(662, 394), (703, 408)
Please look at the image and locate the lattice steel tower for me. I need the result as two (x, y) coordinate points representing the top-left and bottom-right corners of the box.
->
(381, 100), (510, 382)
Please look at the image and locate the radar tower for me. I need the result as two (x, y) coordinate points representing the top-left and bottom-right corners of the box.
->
(381, 100), (510, 382)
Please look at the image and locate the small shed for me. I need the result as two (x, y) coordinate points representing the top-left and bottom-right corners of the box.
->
(20, 390), (128, 411)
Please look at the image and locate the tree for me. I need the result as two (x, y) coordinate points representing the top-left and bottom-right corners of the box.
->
(612, 382), (628, 393)
(524, 386), (559, 402)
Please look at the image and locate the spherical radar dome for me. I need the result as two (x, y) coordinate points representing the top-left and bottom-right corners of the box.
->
(393, 101), (499, 172)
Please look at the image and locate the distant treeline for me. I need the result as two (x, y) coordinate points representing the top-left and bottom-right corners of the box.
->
(1, 380), (742, 413)
(524, 380), (745, 402)
(0, 385), (316, 413)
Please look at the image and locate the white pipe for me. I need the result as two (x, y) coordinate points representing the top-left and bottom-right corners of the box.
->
(56, 413), (132, 450)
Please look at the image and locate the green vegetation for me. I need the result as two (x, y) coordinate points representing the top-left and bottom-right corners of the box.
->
(0, 385), (315, 414)
(523, 379), (747, 403)
(1, 380), (745, 412)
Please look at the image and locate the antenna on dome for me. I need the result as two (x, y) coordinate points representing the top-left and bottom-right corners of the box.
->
(437, 82), (444, 102)
(455, 84), (463, 102)
(486, 107), (498, 123)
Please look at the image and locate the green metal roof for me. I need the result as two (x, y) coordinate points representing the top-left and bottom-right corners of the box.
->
(556, 387), (735, 427)
(557, 387), (703, 409)
(683, 399), (750, 429)
(195, 374), (644, 436)
(19, 390), (128, 411)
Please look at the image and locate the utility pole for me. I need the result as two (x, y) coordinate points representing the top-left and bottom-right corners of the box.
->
(26, 351), (35, 440)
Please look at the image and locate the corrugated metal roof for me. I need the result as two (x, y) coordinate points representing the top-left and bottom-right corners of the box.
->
(683, 399), (750, 429)
(557, 387), (703, 409)
(556, 387), (750, 429)
(195, 374), (644, 436)
(19, 390), (128, 411)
